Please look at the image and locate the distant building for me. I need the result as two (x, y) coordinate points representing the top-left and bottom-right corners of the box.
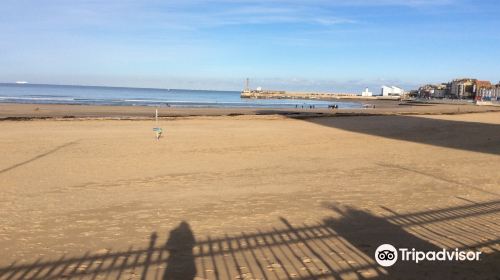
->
(474, 80), (493, 99)
(476, 82), (500, 102)
(450, 79), (475, 99)
(418, 83), (449, 99)
(381, 86), (404, 97)
(416, 78), (498, 102)
(449, 79), (495, 99)
(408, 90), (419, 98)
(361, 88), (373, 97)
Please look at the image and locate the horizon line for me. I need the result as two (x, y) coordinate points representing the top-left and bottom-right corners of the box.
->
(0, 82), (241, 93)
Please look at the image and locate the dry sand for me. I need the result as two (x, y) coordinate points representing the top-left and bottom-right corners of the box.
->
(0, 108), (499, 279)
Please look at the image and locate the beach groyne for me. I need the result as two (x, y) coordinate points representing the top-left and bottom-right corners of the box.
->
(241, 90), (401, 101)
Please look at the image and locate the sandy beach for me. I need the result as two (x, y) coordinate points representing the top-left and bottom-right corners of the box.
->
(0, 105), (499, 279)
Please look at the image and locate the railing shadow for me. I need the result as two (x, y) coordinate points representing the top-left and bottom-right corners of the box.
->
(1, 199), (498, 279)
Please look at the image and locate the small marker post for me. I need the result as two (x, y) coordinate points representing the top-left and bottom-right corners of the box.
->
(153, 108), (163, 140)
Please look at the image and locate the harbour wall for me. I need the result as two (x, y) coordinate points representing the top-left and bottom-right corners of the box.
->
(241, 90), (401, 101)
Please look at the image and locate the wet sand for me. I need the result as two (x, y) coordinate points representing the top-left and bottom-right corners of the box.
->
(1, 102), (499, 120)
(0, 109), (499, 279)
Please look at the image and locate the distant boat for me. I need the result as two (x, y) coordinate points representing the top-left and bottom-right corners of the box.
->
(16, 81), (28, 84)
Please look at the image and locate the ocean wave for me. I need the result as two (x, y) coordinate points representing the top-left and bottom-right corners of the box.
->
(0, 83), (363, 108)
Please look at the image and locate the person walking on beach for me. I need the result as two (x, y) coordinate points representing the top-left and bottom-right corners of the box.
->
(155, 128), (163, 140)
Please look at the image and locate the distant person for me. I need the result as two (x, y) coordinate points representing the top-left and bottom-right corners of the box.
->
(155, 128), (163, 140)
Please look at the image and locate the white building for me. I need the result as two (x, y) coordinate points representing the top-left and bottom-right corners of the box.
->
(361, 88), (373, 97)
(381, 86), (404, 97)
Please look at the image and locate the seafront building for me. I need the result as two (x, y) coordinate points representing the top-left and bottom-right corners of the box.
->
(450, 79), (476, 99)
(417, 78), (499, 102)
(449, 79), (493, 99)
(477, 83), (500, 101)
(418, 84), (449, 99)
(381, 86), (405, 97)
(361, 88), (373, 97)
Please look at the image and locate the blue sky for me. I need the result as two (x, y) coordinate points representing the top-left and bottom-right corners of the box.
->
(0, 0), (499, 92)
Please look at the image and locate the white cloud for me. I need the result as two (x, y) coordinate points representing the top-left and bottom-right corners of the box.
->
(0, 0), (459, 32)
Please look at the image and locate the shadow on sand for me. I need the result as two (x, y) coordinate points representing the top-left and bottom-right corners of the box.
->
(0, 141), (79, 175)
(163, 221), (196, 280)
(0, 199), (499, 279)
(257, 111), (500, 156)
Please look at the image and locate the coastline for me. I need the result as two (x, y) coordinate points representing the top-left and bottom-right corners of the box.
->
(1, 101), (500, 120)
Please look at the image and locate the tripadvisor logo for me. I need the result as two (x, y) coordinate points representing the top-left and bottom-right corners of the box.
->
(375, 244), (398, 267)
(375, 244), (482, 267)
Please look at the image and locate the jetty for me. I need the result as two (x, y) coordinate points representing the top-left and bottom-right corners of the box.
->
(241, 89), (401, 101)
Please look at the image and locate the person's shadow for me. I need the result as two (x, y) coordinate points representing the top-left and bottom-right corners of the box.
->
(163, 221), (197, 280)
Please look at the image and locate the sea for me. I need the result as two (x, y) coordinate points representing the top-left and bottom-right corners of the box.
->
(0, 83), (362, 109)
